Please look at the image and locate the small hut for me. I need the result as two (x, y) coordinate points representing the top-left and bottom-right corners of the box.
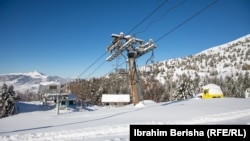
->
(202, 84), (224, 99)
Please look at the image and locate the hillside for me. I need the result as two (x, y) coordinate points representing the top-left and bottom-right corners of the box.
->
(141, 34), (250, 82)
(137, 34), (250, 98)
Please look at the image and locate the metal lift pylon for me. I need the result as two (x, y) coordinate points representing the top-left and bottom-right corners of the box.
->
(127, 50), (143, 105)
(106, 32), (157, 106)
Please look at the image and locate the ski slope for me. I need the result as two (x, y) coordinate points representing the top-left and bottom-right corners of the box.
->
(0, 97), (250, 141)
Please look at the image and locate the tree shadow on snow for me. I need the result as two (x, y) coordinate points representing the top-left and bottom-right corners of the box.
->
(1, 101), (189, 135)
(0, 104), (147, 134)
(82, 106), (95, 111)
(16, 101), (56, 113)
(160, 100), (184, 106)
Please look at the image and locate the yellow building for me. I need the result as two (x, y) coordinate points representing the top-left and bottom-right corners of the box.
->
(202, 84), (224, 99)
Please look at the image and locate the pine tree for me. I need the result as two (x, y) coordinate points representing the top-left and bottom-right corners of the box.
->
(173, 75), (195, 101)
(0, 83), (20, 118)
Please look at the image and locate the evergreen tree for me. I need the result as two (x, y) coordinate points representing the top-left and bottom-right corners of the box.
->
(173, 76), (194, 101)
(0, 83), (20, 118)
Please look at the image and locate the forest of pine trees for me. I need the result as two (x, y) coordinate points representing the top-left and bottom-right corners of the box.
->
(66, 70), (250, 105)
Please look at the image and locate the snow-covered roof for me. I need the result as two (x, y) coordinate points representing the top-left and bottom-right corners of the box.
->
(203, 84), (223, 94)
(44, 93), (76, 100)
(203, 84), (220, 89)
(44, 93), (69, 97)
(40, 81), (61, 86)
(101, 94), (130, 103)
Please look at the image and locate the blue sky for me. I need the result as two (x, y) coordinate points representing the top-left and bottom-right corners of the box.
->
(0, 0), (249, 79)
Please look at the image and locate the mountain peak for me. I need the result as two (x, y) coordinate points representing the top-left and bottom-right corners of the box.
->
(24, 70), (47, 79)
(33, 70), (45, 75)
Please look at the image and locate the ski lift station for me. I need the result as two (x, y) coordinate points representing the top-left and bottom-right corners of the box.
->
(38, 81), (76, 109)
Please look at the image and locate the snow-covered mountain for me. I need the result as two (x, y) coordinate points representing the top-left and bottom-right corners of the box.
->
(140, 34), (250, 84)
(0, 70), (70, 94)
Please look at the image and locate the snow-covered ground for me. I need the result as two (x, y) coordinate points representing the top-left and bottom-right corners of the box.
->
(0, 97), (250, 141)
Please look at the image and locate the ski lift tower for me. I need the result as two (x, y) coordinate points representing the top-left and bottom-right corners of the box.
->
(106, 32), (157, 105)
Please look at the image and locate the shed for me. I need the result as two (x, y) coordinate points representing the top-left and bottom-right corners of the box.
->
(101, 94), (130, 107)
(202, 84), (224, 99)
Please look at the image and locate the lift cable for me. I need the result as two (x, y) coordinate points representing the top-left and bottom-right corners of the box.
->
(155, 0), (218, 43)
(127, 0), (169, 35)
(80, 0), (218, 79)
(77, 52), (107, 79)
(85, 60), (107, 79)
(134, 0), (186, 36)
(81, 1), (169, 79)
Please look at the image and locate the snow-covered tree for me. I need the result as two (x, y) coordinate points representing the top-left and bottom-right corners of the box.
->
(173, 75), (195, 101)
(0, 83), (20, 118)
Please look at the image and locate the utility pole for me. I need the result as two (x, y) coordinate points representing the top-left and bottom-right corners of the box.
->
(106, 32), (157, 105)
(56, 84), (61, 115)
(56, 94), (59, 115)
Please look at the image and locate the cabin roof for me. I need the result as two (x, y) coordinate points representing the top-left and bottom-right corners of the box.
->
(101, 94), (130, 103)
